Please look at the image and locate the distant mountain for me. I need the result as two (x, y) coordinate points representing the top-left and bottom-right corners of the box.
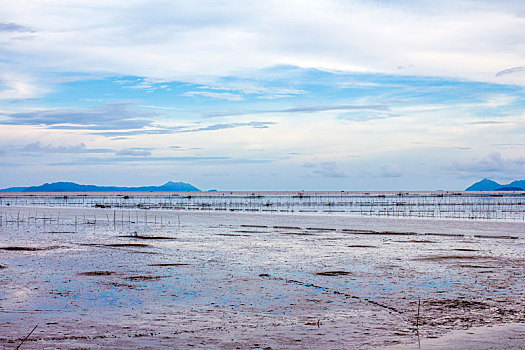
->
(509, 180), (525, 189)
(465, 179), (501, 191)
(466, 179), (524, 191)
(495, 186), (523, 191)
(0, 181), (200, 192)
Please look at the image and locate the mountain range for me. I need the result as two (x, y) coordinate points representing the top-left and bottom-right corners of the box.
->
(0, 181), (200, 192)
(465, 179), (525, 191)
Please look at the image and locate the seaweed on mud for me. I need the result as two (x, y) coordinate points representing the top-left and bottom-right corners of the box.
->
(316, 271), (351, 276)
(78, 271), (115, 276)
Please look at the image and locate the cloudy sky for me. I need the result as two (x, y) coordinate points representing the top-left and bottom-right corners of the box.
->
(1, 0), (524, 190)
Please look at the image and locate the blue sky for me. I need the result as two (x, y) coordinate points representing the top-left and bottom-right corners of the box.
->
(1, 0), (525, 190)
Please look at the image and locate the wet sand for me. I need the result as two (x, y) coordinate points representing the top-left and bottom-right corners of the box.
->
(0, 207), (524, 349)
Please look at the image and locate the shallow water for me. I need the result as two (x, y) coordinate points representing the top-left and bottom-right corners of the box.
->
(0, 206), (524, 349)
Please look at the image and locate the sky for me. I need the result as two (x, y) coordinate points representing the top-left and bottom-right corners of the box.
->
(1, 0), (525, 191)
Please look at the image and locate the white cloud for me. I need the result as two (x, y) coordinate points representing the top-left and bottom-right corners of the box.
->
(0, 73), (47, 100)
(183, 91), (244, 101)
(1, 0), (525, 87)
(451, 152), (525, 175)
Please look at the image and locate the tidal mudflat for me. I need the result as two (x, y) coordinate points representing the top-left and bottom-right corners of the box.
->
(1, 206), (524, 349)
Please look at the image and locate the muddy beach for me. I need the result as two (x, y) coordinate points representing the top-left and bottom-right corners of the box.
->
(0, 206), (524, 349)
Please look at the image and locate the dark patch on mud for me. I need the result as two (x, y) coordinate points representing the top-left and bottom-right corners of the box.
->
(316, 271), (351, 276)
(454, 248), (478, 252)
(474, 234), (518, 240)
(106, 282), (135, 289)
(394, 240), (436, 243)
(414, 255), (488, 261)
(0, 246), (60, 251)
(78, 243), (157, 254)
(424, 232), (464, 237)
(273, 226), (301, 230)
(259, 273), (270, 277)
(126, 275), (166, 281)
(343, 229), (416, 235)
(149, 263), (189, 267)
(424, 298), (489, 309)
(241, 224), (268, 228)
(279, 231), (315, 236)
(0, 265), (6, 269)
(408, 298), (517, 330)
(306, 227), (337, 231)
(343, 229), (376, 234)
(78, 271), (115, 276)
(217, 233), (250, 237)
(119, 235), (174, 240)
(459, 264), (495, 269)
(105, 243), (150, 248)
(348, 244), (378, 248)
